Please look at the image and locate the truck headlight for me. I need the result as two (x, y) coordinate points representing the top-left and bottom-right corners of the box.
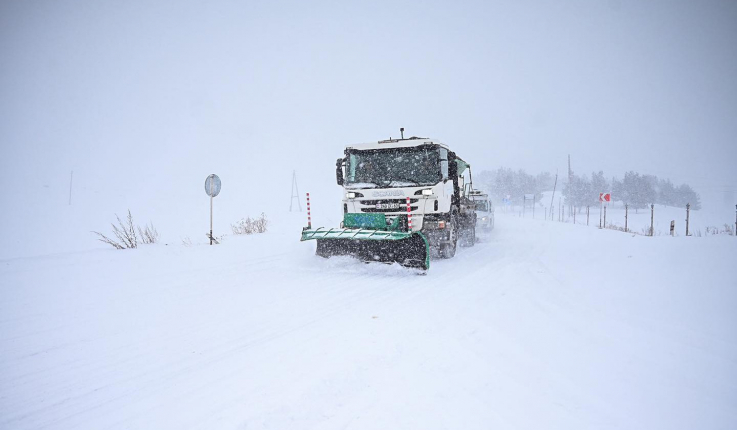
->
(422, 189), (432, 196)
(346, 192), (356, 199)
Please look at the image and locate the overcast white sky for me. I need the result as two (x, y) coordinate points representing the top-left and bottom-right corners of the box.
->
(1, 0), (736, 210)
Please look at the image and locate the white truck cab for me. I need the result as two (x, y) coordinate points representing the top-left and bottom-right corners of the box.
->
(335, 136), (477, 257)
(469, 190), (494, 231)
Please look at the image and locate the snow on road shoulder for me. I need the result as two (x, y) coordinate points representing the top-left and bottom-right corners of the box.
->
(1, 213), (735, 430)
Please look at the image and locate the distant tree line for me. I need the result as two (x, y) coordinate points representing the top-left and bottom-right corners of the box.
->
(564, 170), (701, 211)
(475, 167), (701, 211)
(475, 168), (555, 205)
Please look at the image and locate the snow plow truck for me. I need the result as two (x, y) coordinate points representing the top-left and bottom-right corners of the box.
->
(301, 134), (477, 270)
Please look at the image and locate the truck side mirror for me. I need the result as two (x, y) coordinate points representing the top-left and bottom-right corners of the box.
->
(336, 158), (344, 185)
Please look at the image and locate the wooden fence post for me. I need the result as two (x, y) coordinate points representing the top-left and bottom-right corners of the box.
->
(650, 204), (654, 236)
(603, 206), (607, 229)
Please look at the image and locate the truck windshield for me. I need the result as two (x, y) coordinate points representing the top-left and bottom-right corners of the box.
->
(474, 200), (489, 212)
(345, 147), (441, 188)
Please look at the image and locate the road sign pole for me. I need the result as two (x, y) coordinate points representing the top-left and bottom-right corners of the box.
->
(209, 177), (214, 245)
(203, 173), (221, 245)
(522, 195), (525, 218)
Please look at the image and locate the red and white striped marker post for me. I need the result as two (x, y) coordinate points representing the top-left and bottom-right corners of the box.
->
(306, 192), (312, 229)
(406, 197), (412, 232)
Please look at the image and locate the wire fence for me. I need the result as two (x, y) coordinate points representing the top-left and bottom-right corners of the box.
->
(514, 198), (736, 237)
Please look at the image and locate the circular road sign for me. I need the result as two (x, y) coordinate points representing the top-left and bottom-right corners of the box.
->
(205, 174), (221, 197)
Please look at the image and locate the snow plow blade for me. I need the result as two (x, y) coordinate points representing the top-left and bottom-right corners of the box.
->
(301, 214), (430, 270)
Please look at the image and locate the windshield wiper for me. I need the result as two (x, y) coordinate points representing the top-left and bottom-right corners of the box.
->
(389, 178), (421, 186)
(348, 180), (382, 188)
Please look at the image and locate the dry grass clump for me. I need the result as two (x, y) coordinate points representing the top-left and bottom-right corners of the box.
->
(93, 210), (159, 249)
(231, 213), (269, 235)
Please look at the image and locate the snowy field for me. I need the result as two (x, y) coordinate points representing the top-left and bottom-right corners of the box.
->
(2, 212), (736, 430)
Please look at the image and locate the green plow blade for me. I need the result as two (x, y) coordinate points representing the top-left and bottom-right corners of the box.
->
(301, 227), (430, 270)
(301, 228), (412, 241)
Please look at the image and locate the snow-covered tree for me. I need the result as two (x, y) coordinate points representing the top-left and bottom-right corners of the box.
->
(658, 178), (677, 206)
(614, 171), (655, 213)
(477, 167), (550, 204)
(590, 171), (610, 206)
(563, 173), (590, 209)
(674, 183), (701, 210)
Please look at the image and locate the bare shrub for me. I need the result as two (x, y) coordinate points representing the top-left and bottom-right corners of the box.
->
(704, 225), (734, 236)
(606, 223), (648, 236)
(92, 210), (158, 249)
(640, 226), (662, 236)
(231, 213), (269, 235)
(253, 212), (269, 233)
(231, 217), (254, 235)
(181, 236), (193, 247)
(138, 223), (159, 244)
(724, 223), (735, 236)
(605, 224), (626, 233)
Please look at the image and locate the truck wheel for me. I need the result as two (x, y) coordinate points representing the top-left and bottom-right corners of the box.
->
(460, 224), (475, 247)
(440, 215), (458, 258)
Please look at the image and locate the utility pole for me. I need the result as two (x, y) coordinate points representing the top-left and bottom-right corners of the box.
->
(567, 154), (573, 215)
(549, 171), (558, 220)
(68, 170), (73, 205)
(290, 170), (302, 212)
(559, 199), (562, 222)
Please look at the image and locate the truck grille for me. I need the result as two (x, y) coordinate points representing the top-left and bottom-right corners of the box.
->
(361, 198), (419, 205)
(358, 198), (420, 213)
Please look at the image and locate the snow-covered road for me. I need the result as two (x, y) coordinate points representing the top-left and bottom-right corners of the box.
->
(1, 214), (735, 429)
